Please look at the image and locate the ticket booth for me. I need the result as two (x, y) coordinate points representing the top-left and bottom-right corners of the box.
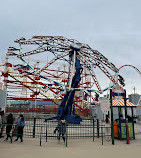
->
(112, 99), (136, 140)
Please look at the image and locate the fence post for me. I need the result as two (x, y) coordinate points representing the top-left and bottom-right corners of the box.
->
(40, 126), (42, 146)
(124, 89), (129, 144)
(93, 118), (95, 141)
(46, 124), (47, 142)
(118, 107), (122, 140)
(33, 118), (36, 138)
(101, 127), (103, 145)
(97, 119), (99, 138)
(57, 131), (60, 143)
(110, 89), (114, 145)
(131, 107), (135, 139)
(66, 127), (67, 147)
(126, 123), (130, 144)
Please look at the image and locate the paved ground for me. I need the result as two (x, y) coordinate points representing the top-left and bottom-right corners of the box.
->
(0, 135), (141, 158)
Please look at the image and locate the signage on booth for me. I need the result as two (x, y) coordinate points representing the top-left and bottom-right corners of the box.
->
(112, 85), (125, 100)
(100, 98), (110, 114)
(124, 126), (131, 134)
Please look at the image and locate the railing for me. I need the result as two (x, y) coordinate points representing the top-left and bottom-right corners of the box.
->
(6, 107), (58, 114)
(6, 107), (90, 117)
(0, 119), (111, 147)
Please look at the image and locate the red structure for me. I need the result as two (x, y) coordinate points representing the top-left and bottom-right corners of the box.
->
(1, 36), (124, 117)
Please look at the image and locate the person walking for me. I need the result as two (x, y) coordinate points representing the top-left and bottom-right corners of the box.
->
(105, 115), (111, 141)
(15, 114), (25, 142)
(54, 116), (67, 145)
(4, 113), (14, 142)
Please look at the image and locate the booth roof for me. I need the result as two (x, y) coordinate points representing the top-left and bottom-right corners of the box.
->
(112, 99), (137, 107)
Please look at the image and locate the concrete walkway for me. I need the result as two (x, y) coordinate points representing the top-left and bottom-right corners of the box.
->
(0, 135), (141, 158)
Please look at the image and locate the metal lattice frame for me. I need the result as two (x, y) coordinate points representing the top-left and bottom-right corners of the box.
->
(4, 36), (122, 112)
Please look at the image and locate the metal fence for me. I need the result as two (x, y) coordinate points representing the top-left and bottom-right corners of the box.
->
(19, 118), (106, 139)
(2, 115), (141, 146)
(0, 118), (110, 146)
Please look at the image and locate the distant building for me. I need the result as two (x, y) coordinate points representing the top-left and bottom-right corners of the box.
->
(128, 93), (141, 105)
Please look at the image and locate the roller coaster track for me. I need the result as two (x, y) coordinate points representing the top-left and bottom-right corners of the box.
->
(119, 64), (141, 76)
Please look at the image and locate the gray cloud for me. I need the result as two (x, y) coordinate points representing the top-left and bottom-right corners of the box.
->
(0, 0), (141, 94)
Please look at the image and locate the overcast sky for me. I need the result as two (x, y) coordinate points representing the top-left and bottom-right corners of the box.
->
(0, 0), (141, 94)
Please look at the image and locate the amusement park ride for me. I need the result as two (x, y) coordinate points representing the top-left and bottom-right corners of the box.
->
(0, 36), (130, 123)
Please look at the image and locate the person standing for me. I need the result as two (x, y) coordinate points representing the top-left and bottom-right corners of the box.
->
(54, 116), (67, 145)
(4, 113), (14, 142)
(0, 111), (6, 138)
(105, 115), (111, 141)
(15, 114), (25, 142)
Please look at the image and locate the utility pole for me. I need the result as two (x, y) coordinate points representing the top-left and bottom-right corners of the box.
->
(133, 86), (136, 94)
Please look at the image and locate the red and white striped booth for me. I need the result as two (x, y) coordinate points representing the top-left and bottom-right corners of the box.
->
(112, 99), (137, 107)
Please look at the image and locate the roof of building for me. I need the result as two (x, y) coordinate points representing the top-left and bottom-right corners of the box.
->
(112, 99), (137, 107)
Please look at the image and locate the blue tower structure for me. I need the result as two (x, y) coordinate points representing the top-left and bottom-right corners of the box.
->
(45, 45), (83, 124)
